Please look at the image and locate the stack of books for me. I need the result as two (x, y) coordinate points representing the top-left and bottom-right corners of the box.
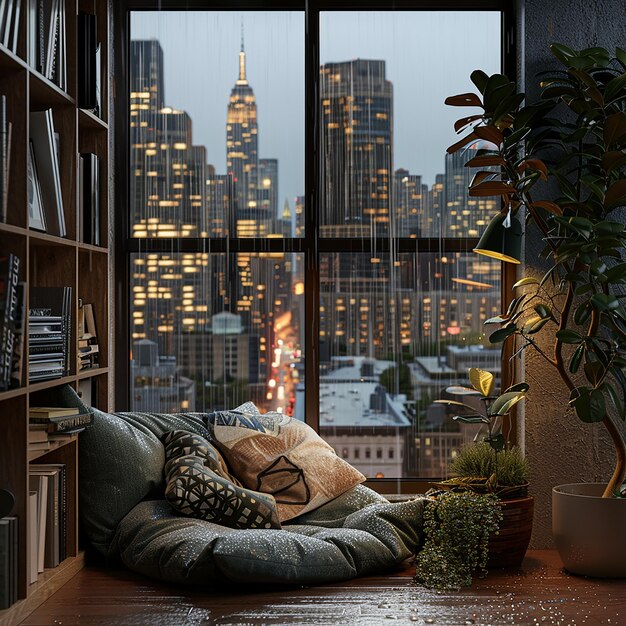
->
(28, 0), (67, 90)
(0, 94), (12, 224)
(77, 301), (99, 371)
(28, 109), (66, 237)
(0, 254), (24, 391)
(0, 0), (22, 55)
(28, 286), (71, 383)
(0, 515), (17, 609)
(29, 406), (92, 436)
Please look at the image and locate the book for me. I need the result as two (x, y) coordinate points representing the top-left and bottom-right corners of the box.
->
(0, 94), (5, 224)
(28, 440), (51, 451)
(1, 0), (13, 48)
(29, 467), (59, 568)
(0, 254), (19, 391)
(28, 473), (47, 573)
(28, 427), (48, 443)
(0, 516), (17, 608)
(27, 140), (46, 231)
(8, 0), (19, 54)
(28, 492), (37, 583)
(36, 464), (66, 561)
(79, 153), (100, 245)
(77, 12), (97, 110)
(9, 281), (25, 388)
(29, 286), (71, 380)
(0, 517), (9, 609)
(30, 406), (78, 416)
(29, 110), (66, 237)
(29, 411), (92, 433)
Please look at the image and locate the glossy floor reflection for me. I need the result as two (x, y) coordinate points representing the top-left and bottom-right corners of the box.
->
(22, 551), (625, 625)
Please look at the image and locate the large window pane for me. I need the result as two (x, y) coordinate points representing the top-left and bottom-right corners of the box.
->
(130, 252), (303, 413)
(318, 253), (501, 479)
(319, 11), (501, 238)
(130, 12), (304, 238)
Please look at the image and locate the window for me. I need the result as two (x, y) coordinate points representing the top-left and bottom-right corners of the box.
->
(123, 4), (507, 485)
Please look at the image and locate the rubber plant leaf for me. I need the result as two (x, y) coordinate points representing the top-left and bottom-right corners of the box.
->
(490, 391), (526, 416)
(469, 368), (495, 397)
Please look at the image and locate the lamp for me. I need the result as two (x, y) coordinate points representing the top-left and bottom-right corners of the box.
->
(473, 211), (522, 264)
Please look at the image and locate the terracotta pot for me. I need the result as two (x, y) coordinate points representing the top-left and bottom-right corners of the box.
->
(553, 483), (626, 578)
(487, 495), (534, 568)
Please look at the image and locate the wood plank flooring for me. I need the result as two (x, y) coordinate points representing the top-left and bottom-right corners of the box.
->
(21, 551), (626, 625)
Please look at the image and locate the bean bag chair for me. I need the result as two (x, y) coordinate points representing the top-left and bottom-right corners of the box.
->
(55, 386), (426, 585)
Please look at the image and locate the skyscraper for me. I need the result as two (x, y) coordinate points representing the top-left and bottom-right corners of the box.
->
(320, 59), (393, 238)
(226, 37), (271, 236)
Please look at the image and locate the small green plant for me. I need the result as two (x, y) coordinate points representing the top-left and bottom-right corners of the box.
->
(450, 442), (528, 486)
(414, 491), (503, 591)
(433, 443), (529, 498)
(435, 367), (528, 451)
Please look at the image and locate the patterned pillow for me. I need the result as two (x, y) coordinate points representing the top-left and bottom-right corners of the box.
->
(163, 430), (281, 530)
(206, 403), (366, 522)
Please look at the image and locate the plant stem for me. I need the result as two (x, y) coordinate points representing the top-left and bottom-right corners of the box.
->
(602, 415), (626, 498)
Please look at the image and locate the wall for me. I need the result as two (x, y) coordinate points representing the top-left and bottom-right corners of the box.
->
(520, 0), (626, 547)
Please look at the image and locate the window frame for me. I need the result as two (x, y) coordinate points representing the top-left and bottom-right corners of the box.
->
(113, 0), (518, 492)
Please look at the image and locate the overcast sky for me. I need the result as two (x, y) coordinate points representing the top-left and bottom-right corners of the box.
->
(132, 11), (501, 213)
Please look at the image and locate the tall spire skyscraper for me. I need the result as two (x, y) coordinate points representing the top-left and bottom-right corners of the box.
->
(227, 32), (268, 236)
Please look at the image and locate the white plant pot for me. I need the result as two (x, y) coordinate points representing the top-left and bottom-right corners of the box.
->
(553, 483), (626, 578)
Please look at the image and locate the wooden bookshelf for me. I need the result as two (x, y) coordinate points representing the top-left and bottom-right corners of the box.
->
(0, 1), (110, 623)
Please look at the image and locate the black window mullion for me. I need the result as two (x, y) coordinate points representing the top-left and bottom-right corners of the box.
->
(304, 3), (321, 432)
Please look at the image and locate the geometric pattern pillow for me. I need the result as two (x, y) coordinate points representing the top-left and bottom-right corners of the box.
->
(163, 430), (281, 530)
(163, 430), (241, 485)
(205, 403), (365, 523)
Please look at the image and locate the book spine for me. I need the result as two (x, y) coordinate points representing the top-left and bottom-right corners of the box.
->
(29, 412), (93, 432)
(0, 94), (5, 223)
(0, 520), (9, 609)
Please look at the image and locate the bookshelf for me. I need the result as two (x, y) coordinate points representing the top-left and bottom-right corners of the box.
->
(0, 1), (110, 622)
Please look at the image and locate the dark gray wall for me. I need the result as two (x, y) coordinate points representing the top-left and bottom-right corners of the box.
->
(519, 0), (626, 547)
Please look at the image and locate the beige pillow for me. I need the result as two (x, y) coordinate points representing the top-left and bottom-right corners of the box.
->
(207, 404), (365, 522)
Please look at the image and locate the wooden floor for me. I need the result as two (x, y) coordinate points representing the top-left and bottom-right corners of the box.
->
(20, 551), (626, 625)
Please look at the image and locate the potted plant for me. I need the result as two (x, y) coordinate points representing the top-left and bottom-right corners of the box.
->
(446, 44), (626, 577)
(434, 368), (533, 567)
(414, 490), (502, 591)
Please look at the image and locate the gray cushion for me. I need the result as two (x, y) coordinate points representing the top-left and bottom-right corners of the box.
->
(110, 485), (426, 585)
(53, 386), (214, 555)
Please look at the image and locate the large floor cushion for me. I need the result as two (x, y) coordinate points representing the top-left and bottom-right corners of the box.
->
(110, 485), (426, 585)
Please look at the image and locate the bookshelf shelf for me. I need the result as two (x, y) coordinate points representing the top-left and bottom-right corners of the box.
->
(0, 223), (27, 237)
(78, 108), (108, 131)
(0, 0), (111, 619)
(28, 71), (75, 108)
(77, 241), (108, 254)
(77, 366), (109, 380)
(0, 44), (28, 72)
(26, 375), (78, 394)
(0, 387), (27, 402)
(27, 230), (76, 248)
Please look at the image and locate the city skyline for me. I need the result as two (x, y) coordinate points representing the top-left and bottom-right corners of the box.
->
(131, 11), (501, 208)
(128, 30), (502, 478)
